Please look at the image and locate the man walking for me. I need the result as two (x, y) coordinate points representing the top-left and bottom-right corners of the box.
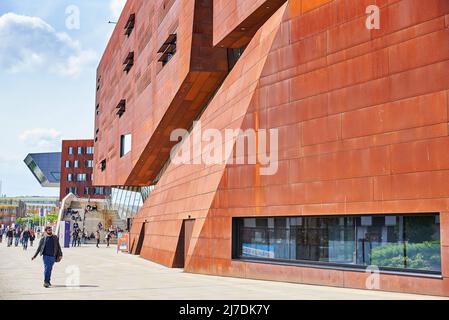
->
(14, 228), (21, 247)
(0, 228), (3, 244)
(30, 230), (36, 247)
(71, 229), (78, 247)
(106, 231), (111, 247)
(77, 230), (82, 247)
(31, 226), (63, 288)
(95, 229), (100, 248)
(6, 228), (13, 247)
(22, 228), (31, 250)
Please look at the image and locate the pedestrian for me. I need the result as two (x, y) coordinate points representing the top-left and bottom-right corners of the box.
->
(95, 230), (100, 248)
(6, 228), (13, 247)
(30, 230), (36, 247)
(0, 228), (3, 244)
(14, 228), (21, 247)
(31, 226), (63, 288)
(71, 229), (78, 247)
(77, 231), (82, 247)
(106, 231), (111, 247)
(22, 228), (31, 250)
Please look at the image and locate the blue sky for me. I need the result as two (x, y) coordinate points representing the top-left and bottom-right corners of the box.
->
(0, 0), (126, 196)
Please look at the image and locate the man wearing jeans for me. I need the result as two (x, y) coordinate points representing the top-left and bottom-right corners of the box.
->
(32, 226), (63, 288)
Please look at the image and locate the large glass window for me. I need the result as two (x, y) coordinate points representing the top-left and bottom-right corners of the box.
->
(234, 214), (441, 274)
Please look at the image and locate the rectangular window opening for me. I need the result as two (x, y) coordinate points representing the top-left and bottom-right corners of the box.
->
(120, 134), (132, 158)
(123, 52), (134, 73)
(124, 13), (136, 36)
(116, 99), (126, 117)
(158, 33), (177, 67)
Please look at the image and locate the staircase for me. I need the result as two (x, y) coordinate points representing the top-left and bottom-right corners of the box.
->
(60, 198), (127, 244)
(98, 209), (127, 233)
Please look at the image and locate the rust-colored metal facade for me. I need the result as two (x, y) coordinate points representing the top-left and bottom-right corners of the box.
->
(95, 0), (449, 296)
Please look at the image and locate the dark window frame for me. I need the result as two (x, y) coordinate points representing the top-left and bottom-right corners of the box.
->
(124, 13), (136, 37)
(123, 52), (134, 74)
(116, 99), (126, 118)
(158, 33), (177, 66)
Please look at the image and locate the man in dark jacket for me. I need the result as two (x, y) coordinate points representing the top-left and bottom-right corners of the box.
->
(6, 228), (14, 247)
(31, 226), (63, 288)
(14, 228), (21, 247)
(22, 228), (31, 250)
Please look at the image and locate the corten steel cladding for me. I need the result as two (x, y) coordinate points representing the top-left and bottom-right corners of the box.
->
(95, 0), (449, 296)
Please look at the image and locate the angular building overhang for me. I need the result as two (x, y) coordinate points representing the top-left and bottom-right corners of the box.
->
(213, 0), (288, 48)
(94, 0), (229, 186)
(24, 152), (61, 188)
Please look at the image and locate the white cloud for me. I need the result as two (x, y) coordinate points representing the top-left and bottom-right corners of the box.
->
(19, 128), (62, 150)
(0, 13), (97, 77)
(110, 0), (127, 20)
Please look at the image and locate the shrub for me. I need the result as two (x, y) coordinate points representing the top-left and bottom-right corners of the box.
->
(370, 241), (440, 271)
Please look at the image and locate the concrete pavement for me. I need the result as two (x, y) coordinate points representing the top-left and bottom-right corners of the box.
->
(0, 241), (446, 300)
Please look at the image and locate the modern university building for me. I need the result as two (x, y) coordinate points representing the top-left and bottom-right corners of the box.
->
(93, 0), (449, 296)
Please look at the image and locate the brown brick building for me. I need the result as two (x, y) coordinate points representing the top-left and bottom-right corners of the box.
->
(94, 0), (449, 296)
(60, 140), (106, 201)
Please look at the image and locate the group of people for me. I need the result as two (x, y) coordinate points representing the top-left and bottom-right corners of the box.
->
(71, 228), (84, 247)
(0, 212), (127, 289)
(96, 223), (124, 248)
(0, 227), (36, 250)
(0, 225), (62, 288)
(70, 222), (123, 248)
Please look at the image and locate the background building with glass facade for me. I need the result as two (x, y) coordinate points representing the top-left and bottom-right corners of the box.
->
(94, 0), (449, 296)
(24, 152), (61, 188)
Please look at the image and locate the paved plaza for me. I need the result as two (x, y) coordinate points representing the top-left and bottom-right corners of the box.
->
(0, 242), (446, 300)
